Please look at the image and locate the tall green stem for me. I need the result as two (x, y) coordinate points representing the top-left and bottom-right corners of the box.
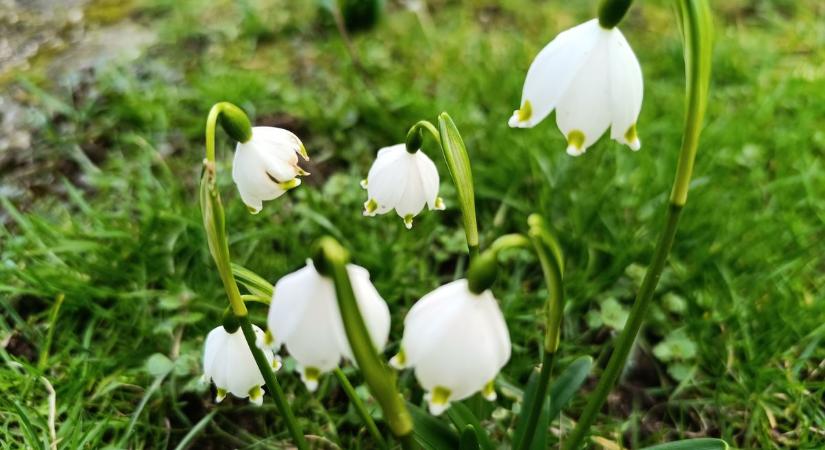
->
(515, 215), (565, 450)
(316, 237), (416, 449)
(406, 115), (480, 259)
(201, 102), (307, 450)
(563, 2), (712, 448)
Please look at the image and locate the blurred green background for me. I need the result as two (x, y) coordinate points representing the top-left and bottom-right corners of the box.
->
(1, 0), (823, 448)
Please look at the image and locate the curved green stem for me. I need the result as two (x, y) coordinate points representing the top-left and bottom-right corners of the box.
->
(316, 237), (416, 448)
(516, 215), (565, 450)
(201, 102), (306, 449)
(238, 316), (307, 450)
(333, 368), (388, 449)
(405, 116), (480, 260)
(563, 2), (712, 448)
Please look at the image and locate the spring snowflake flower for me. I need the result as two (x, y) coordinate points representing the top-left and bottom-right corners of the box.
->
(509, 19), (643, 156)
(361, 143), (445, 229)
(266, 260), (391, 391)
(202, 325), (282, 405)
(391, 279), (511, 415)
(232, 127), (309, 213)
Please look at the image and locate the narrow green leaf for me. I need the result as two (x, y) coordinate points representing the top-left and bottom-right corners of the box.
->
(231, 263), (274, 298)
(446, 402), (494, 450)
(173, 411), (217, 450)
(459, 425), (481, 450)
(640, 438), (729, 450)
(548, 356), (593, 421)
(11, 401), (46, 450)
(407, 402), (459, 450)
(437, 112), (478, 248)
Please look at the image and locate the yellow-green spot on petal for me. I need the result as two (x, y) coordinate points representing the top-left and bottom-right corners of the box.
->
(264, 330), (275, 347)
(434, 197), (445, 210)
(625, 124), (638, 144)
(278, 178), (301, 190)
(272, 357), (282, 371)
(360, 178), (368, 189)
(482, 380), (497, 401)
(364, 198), (378, 215)
(567, 130), (585, 150)
(403, 214), (414, 229)
(517, 100), (533, 122)
(390, 348), (407, 369)
(247, 206), (260, 215)
(248, 385), (263, 405)
(305, 367), (320, 380)
(298, 143), (309, 160)
(216, 388), (227, 402)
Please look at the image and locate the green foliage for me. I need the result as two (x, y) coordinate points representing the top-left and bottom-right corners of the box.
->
(1, 0), (824, 449)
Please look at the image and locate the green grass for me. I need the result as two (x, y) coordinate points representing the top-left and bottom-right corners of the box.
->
(1, 0), (824, 448)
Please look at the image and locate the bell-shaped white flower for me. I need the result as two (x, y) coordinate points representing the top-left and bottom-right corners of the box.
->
(232, 127), (309, 214)
(202, 325), (282, 406)
(509, 19), (643, 156)
(267, 260), (390, 392)
(361, 143), (445, 229)
(391, 279), (511, 415)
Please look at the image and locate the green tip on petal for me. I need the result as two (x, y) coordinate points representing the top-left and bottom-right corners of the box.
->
(403, 214), (414, 229)
(482, 379), (497, 401)
(248, 385), (264, 406)
(566, 130), (586, 156)
(263, 329), (275, 347)
(247, 205), (261, 214)
(278, 178), (301, 191)
(625, 124), (641, 151)
(363, 198), (378, 216)
(360, 179), (368, 189)
(302, 366), (321, 392)
(272, 356), (282, 371)
(517, 100), (533, 122)
(389, 348), (407, 369)
(434, 197), (445, 210)
(427, 386), (452, 415)
(215, 387), (227, 403)
(298, 143), (309, 160)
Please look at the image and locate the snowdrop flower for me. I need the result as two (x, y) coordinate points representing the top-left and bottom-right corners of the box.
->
(509, 18), (643, 156)
(391, 279), (511, 415)
(232, 127), (309, 214)
(202, 325), (281, 405)
(267, 260), (390, 391)
(361, 143), (445, 229)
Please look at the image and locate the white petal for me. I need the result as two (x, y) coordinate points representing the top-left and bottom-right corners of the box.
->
(232, 144), (286, 209)
(336, 264), (391, 362)
(412, 151), (440, 210)
(607, 29), (643, 150)
(367, 145), (412, 215)
(510, 19), (603, 128)
(393, 160), (428, 218)
(555, 30), (613, 154)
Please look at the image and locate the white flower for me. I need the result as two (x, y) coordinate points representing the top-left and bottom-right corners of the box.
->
(361, 143), (444, 229)
(509, 19), (643, 156)
(232, 127), (309, 214)
(202, 325), (282, 406)
(267, 260), (391, 392)
(391, 279), (511, 415)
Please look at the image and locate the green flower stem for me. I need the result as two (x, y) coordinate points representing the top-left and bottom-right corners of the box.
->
(466, 233), (530, 294)
(333, 368), (388, 449)
(238, 316), (307, 450)
(598, 0), (633, 29)
(563, 2), (712, 448)
(516, 215), (565, 450)
(404, 115), (480, 260)
(201, 102), (307, 449)
(316, 237), (416, 449)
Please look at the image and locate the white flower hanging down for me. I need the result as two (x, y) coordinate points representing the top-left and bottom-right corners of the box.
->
(391, 279), (511, 415)
(232, 127), (309, 214)
(266, 260), (391, 391)
(509, 19), (644, 156)
(362, 144), (445, 229)
(202, 325), (282, 405)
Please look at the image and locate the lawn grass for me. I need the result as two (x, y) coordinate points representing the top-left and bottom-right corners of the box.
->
(1, 0), (824, 448)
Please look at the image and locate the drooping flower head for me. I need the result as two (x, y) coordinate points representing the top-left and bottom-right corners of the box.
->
(362, 143), (444, 229)
(509, 19), (643, 156)
(267, 260), (391, 391)
(232, 127), (309, 213)
(391, 279), (511, 415)
(202, 325), (281, 405)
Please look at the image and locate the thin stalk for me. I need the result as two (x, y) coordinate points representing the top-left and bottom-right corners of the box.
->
(333, 368), (388, 449)
(517, 216), (565, 450)
(238, 316), (308, 450)
(516, 350), (556, 450)
(317, 237), (416, 448)
(201, 102), (306, 449)
(563, 3), (711, 447)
